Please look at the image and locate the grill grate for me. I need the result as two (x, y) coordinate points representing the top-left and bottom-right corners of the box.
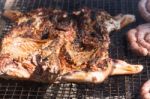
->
(0, 0), (149, 99)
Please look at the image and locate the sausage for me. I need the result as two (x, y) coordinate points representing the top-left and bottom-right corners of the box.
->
(138, 0), (150, 22)
(127, 28), (148, 56)
(141, 80), (150, 99)
(137, 24), (150, 50)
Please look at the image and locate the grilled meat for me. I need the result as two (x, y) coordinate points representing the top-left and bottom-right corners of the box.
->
(127, 23), (150, 56)
(0, 8), (143, 83)
(138, 0), (150, 22)
(141, 80), (150, 99)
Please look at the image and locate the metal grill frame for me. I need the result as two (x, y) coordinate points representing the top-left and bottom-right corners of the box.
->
(0, 0), (149, 99)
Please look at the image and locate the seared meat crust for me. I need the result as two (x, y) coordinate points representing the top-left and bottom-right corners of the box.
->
(0, 8), (141, 83)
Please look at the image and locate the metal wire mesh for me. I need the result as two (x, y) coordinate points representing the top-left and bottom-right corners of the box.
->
(0, 0), (149, 99)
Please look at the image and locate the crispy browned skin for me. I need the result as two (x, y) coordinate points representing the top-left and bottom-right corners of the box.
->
(0, 8), (142, 83)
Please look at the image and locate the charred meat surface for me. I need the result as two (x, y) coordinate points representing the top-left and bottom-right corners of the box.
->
(0, 8), (143, 83)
